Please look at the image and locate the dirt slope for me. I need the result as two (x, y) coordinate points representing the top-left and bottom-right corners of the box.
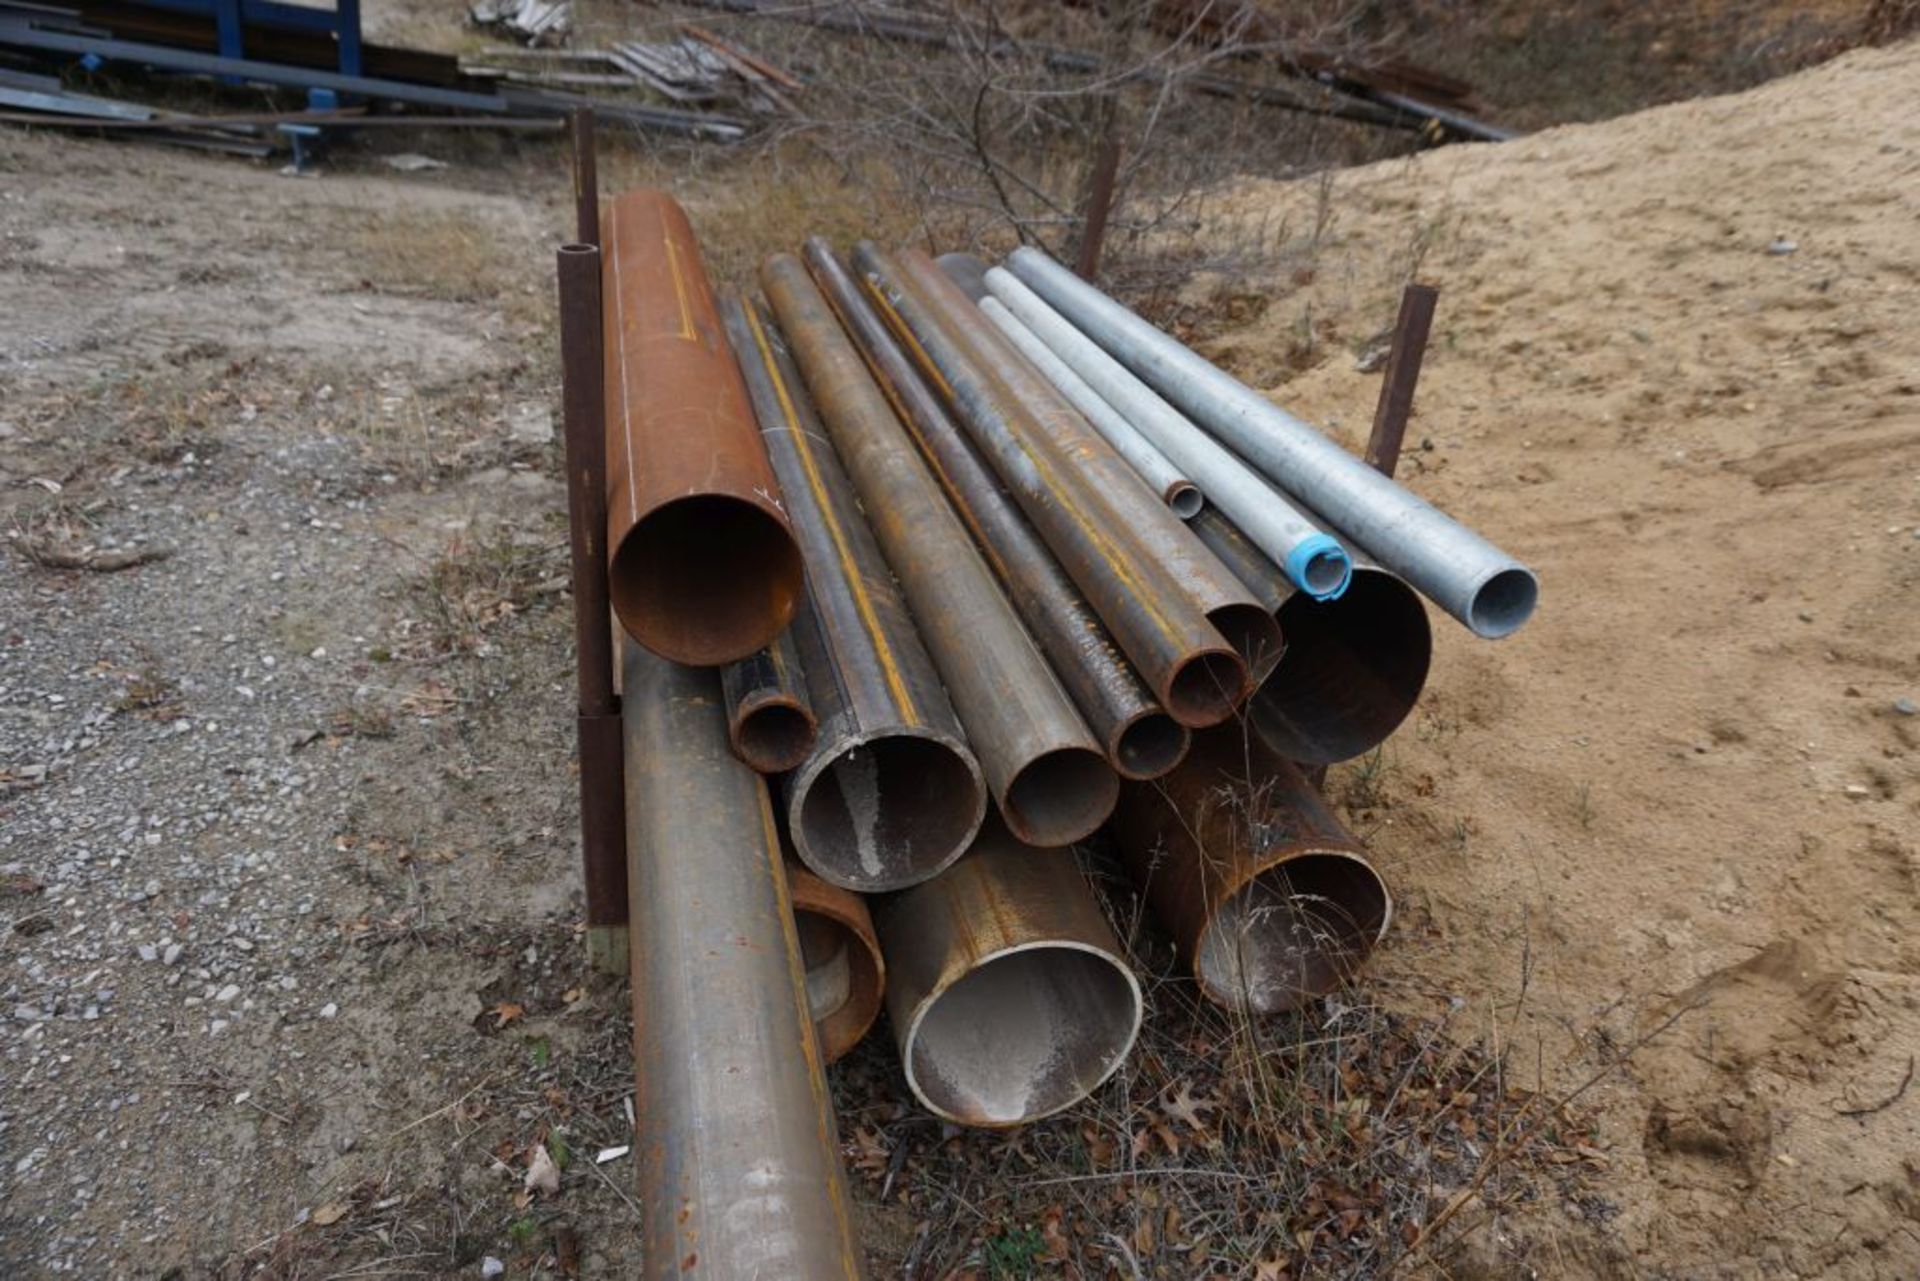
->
(1179, 35), (1920, 1277)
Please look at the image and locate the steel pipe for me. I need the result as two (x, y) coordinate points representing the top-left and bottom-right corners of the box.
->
(1006, 246), (1538, 638)
(786, 859), (885, 1064)
(873, 818), (1144, 1126)
(719, 627), (817, 775)
(1192, 507), (1432, 765)
(761, 255), (1117, 849)
(984, 266), (1350, 600)
(721, 298), (986, 890)
(1110, 726), (1392, 1014)
(619, 640), (868, 1280)
(602, 189), (804, 665)
(894, 249), (1283, 689)
(852, 244), (1250, 728)
(804, 240), (1188, 781)
(980, 296), (1201, 518)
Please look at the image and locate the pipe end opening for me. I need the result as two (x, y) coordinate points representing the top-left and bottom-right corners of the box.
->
(1467, 567), (1539, 639)
(611, 495), (803, 665)
(1195, 853), (1391, 1015)
(794, 908), (883, 1062)
(1004, 747), (1118, 848)
(792, 733), (985, 891)
(1167, 483), (1204, 520)
(734, 700), (816, 774)
(1111, 711), (1191, 781)
(1165, 649), (1251, 728)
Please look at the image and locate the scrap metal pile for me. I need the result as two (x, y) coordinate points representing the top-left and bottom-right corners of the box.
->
(563, 187), (1537, 1276)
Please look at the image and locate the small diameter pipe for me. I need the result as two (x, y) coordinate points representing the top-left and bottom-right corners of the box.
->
(721, 297), (986, 890)
(720, 627), (817, 775)
(761, 256), (1117, 849)
(852, 244), (1247, 728)
(601, 189), (805, 665)
(786, 859), (885, 1064)
(893, 249), (1282, 690)
(803, 239), (1188, 781)
(1006, 246), (1538, 638)
(1110, 725), (1393, 1015)
(984, 266), (1349, 599)
(873, 817), (1143, 1126)
(979, 295), (1201, 518)
(620, 641), (869, 1280)
(1191, 507), (1431, 765)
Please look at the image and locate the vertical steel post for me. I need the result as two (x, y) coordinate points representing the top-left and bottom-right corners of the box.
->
(1074, 131), (1120, 281)
(1363, 282), (1438, 479)
(570, 107), (599, 248)
(558, 243), (628, 975)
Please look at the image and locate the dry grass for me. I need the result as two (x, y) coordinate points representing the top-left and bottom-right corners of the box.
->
(347, 208), (520, 305)
(402, 523), (567, 660)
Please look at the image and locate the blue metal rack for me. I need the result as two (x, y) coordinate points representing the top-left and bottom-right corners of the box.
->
(129, 0), (361, 75)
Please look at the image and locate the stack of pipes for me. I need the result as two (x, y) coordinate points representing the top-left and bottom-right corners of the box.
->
(567, 187), (1537, 1278)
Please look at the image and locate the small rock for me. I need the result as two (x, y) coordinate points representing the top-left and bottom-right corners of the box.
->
(1767, 237), (1798, 255)
(162, 944), (183, 966)
(480, 1258), (506, 1279)
(1797, 611), (1814, 623)
(137, 944), (158, 962)
(215, 984), (241, 1003)
(319, 1002), (338, 1019)
(209, 1019), (229, 1036)
(1843, 784), (1871, 799)
(1895, 698), (1918, 717)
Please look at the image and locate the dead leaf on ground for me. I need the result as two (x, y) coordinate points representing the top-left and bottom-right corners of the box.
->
(490, 1001), (525, 1028)
(311, 1202), (348, 1226)
(524, 1143), (561, 1197)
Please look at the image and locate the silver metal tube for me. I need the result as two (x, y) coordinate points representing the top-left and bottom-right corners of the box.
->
(1005, 247), (1538, 638)
(620, 640), (869, 1280)
(985, 267), (1349, 600)
(978, 296), (1201, 519)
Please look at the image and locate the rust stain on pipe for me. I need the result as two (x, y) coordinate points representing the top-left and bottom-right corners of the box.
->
(805, 239), (1187, 782)
(761, 255), (1117, 849)
(721, 296), (986, 889)
(1110, 726), (1392, 1014)
(601, 189), (803, 665)
(620, 640), (868, 1279)
(1191, 507), (1431, 765)
(786, 859), (885, 1064)
(853, 243), (1246, 729)
(894, 248), (1280, 693)
(720, 626), (817, 774)
(872, 817), (1143, 1127)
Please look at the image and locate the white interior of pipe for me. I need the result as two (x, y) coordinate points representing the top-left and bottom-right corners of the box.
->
(1195, 853), (1391, 1015)
(793, 732), (982, 891)
(905, 943), (1141, 1126)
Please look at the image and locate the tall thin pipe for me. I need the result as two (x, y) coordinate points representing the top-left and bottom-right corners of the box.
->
(804, 239), (1188, 781)
(1006, 246), (1538, 638)
(601, 189), (804, 664)
(852, 244), (1249, 729)
(721, 298), (986, 890)
(984, 266), (1350, 600)
(620, 641), (868, 1280)
(762, 255), (1117, 849)
(892, 248), (1282, 688)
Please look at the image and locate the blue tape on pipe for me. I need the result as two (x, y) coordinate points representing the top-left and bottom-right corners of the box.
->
(1286, 533), (1353, 601)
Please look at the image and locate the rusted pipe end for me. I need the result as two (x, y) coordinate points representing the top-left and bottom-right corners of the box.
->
(1163, 643), (1250, 728)
(1108, 708), (1190, 782)
(1249, 566), (1432, 765)
(1207, 603), (1280, 702)
(786, 861), (885, 1063)
(901, 940), (1142, 1127)
(730, 692), (817, 775)
(1193, 849), (1391, 1015)
(1165, 480), (1203, 520)
(1002, 745), (1118, 848)
(788, 726), (986, 892)
(609, 496), (803, 666)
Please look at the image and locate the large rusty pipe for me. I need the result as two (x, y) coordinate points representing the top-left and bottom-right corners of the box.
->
(720, 626), (817, 775)
(721, 297), (986, 889)
(803, 239), (1188, 782)
(1111, 726), (1392, 1014)
(851, 243), (1246, 729)
(602, 189), (804, 665)
(620, 640), (868, 1279)
(786, 859), (885, 1064)
(1191, 507), (1432, 765)
(872, 818), (1144, 1126)
(894, 248), (1282, 688)
(557, 243), (627, 947)
(761, 255), (1118, 849)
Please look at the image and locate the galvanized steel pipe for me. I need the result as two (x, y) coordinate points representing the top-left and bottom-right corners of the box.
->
(894, 249), (1283, 691)
(1006, 246), (1538, 638)
(873, 818), (1144, 1126)
(722, 297), (986, 889)
(1192, 507), (1431, 765)
(720, 627), (817, 775)
(852, 244), (1248, 729)
(601, 190), (805, 664)
(803, 239), (1188, 781)
(761, 255), (1117, 849)
(619, 640), (868, 1280)
(786, 859), (885, 1064)
(984, 266), (1351, 600)
(1110, 726), (1392, 1014)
